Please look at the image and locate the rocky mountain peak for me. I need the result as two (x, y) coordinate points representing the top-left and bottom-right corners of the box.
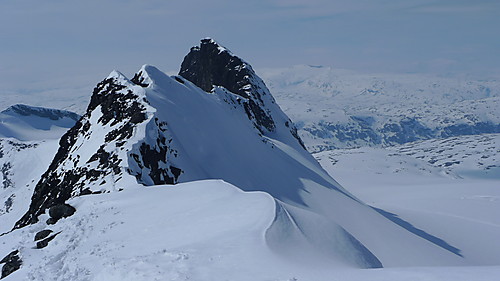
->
(179, 38), (241, 94)
(179, 39), (305, 150)
(179, 38), (278, 132)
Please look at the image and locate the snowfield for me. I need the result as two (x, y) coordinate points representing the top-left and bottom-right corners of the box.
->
(1, 179), (499, 280)
(0, 138), (60, 234)
(315, 134), (500, 268)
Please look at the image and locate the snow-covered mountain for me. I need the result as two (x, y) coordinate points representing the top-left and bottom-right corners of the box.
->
(1, 39), (485, 280)
(0, 104), (80, 141)
(261, 65), (500, 152)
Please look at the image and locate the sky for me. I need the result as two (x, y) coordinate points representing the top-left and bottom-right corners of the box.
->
(1, 0), (499, 107)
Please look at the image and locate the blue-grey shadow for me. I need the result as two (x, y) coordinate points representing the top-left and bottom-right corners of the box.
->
(372, 207), (463, 257)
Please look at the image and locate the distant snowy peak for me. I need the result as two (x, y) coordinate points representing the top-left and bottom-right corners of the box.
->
(179, 38), (305, 149)
(2, 104), (80, 121)
(0, 104), (80, 141)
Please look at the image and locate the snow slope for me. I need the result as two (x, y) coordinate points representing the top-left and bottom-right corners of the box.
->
(85, 64), (474, 267)
(262, 65), (500, 151)
(0, 139), (60, 235)
(1, 180), (284, 281)
(2, 180), (498, 281)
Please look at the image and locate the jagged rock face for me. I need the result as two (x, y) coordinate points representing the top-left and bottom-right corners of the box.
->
(179, 38), (275, 132)
(15, 71), (185, 228)
(180, 39), (258, 97)
(15, 75), (153, 228)
(179, 38), (305, 150)
(128, 117), (182, 186)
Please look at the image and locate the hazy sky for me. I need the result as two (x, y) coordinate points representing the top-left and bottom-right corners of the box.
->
(1, 0), (499, 99)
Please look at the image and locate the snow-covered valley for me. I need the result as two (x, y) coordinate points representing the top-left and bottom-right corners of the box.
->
(0, 39), (499, 280)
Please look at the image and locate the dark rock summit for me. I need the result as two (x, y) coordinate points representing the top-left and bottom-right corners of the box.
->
(179, 38), (275, 133)
(179, 38), (305, 149)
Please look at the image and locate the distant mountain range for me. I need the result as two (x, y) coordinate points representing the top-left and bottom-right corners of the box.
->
(262, 65), (500, 152)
